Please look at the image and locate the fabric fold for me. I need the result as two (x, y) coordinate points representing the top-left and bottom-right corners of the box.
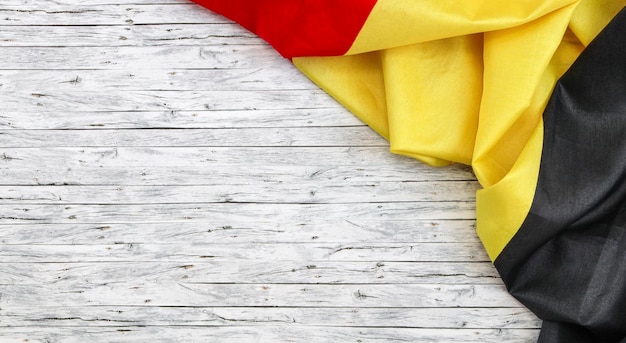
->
(495, 8), (626, 341)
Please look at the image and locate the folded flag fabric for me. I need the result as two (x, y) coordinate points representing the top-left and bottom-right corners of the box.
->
(191, 1), (626, 341)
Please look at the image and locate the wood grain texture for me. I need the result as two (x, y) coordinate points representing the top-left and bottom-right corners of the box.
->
(0, 24), (262, 47)
(0, 221), (480, 244)
(0, 4), (227, 26)
(1, 127), (386, 147)
(0, 1), (539, 342)
(0, 306), (541, 328)
(0, 327), (540, 343)
(0, 261), (499, 285)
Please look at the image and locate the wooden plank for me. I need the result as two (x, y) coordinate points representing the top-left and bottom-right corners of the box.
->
(0, 24), (262, 47)
(1, 164), (476, 185)
(0, 221), (479, 245)
(0, 45), (287, 70)
(0, 242), (489, 263)
(0, 127), (386, 148)
(0, 109), (364, 130)
(0, 68), (316, 92)
(1, 89), (337, 112)
(0, 4), (230, 26)
(0, 202), (476, 224)
(0, 147), (438, 167)
(0, 261), (498, 285)
(0, 283), (519, 307)
(0, 306), (540, 329)
(0, 181), (478, 204)
(0, 326), (539, 343)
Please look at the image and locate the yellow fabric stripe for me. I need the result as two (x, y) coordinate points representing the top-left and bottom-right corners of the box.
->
(293, 0), (625, 261)
(381, 35), (482, 166)
(477, 24), (585, 259)
(346, 0), (578, 55)
(472, 4), (579, 188)
(476, 118), (543, 261)
(570, 0), (626, 45)
(293, 53), (389, 140)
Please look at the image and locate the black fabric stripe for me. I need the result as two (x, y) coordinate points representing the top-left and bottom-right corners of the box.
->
(494, 7), (626, 343)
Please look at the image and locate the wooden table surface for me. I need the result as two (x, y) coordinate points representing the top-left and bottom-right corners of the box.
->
(0, 1), (539, 342)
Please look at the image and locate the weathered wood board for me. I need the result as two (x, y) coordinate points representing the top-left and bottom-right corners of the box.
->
(0, 1), (539, 342)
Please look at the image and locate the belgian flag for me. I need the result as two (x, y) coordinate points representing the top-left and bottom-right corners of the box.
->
(192, 1), (626, 341)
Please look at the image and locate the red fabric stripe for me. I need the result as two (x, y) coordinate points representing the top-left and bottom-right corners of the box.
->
(191, 0), (377, 58)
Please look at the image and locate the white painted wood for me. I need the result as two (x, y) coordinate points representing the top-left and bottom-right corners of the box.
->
(0, 147), (448, 167)
(0, 109), (364, 130)
(0, 306), (541, 328)
(0, 46), (287, 70)
(0, 242), (489, 263)
(0, 24), (262, 47)
(0, 221), (480, 244)
(0, 261), (498, 285)
(0, 68), (315, 92)
(0, 127), (387, 147)
(0, 202), (477, 223)
(0, 164), (476, 186)
(0, 283), (518, 307)
(0, 4), (229, 26)
(0, 327), (539, 343)
(0, 1), (540, 342)
(0, 148), (448, 171)
(1, 182), (478, 203)
(2, 89), (337, 112)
